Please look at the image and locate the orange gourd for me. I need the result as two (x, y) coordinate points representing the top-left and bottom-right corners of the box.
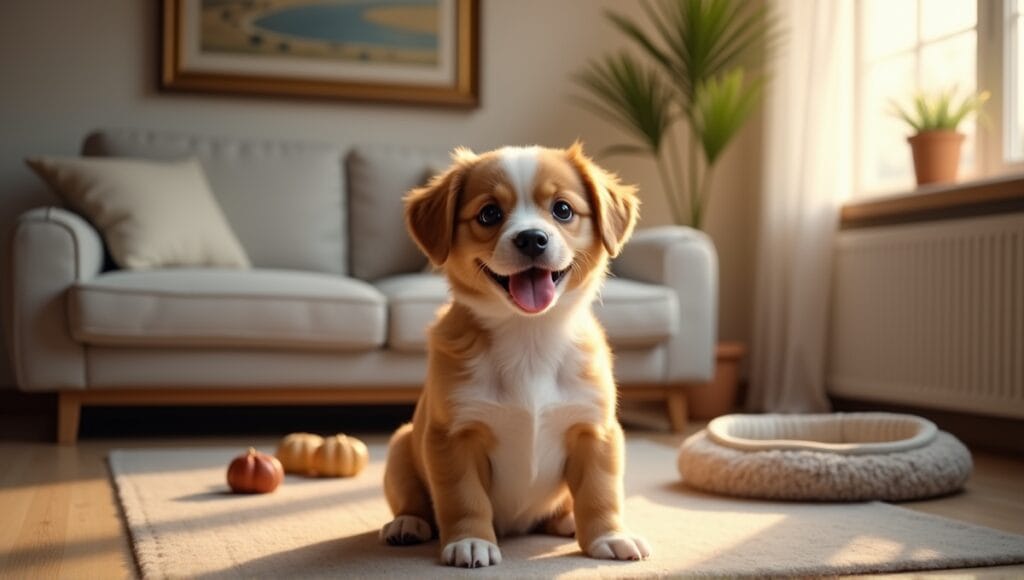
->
(311, 434), (368, 477)
(227, 448), (284, 494)
(275, 432), (324, 474)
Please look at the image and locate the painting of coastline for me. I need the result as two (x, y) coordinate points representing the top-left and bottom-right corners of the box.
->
(161, 0), (477, 106)
(200, 0), (440, 66)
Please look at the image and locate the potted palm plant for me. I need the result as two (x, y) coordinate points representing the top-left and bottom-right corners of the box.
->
(573, 0), (777, 230)
(891, 87), (989, 186)
(573, 0), (778, 420)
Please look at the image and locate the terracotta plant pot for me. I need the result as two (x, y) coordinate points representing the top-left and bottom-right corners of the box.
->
(687, 341), (747, 420)
(907, 130), (964, 186)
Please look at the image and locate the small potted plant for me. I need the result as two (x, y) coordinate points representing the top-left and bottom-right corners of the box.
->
(891, 87), (989, 186)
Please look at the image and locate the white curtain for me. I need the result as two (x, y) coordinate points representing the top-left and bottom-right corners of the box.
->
(747, 0), (854, 412)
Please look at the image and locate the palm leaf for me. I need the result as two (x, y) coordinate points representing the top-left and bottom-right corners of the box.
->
(573, 52), (676, 153)
(605, 10), (672, 74)
(706, 2), (780, 76)
(613, 0), (776, 109)
(692, 69), (763, 164)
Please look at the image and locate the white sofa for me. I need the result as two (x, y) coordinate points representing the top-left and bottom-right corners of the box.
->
(6, 128), (718, 443)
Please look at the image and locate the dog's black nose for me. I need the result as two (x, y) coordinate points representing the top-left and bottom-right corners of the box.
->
(514, 229), (548, 258)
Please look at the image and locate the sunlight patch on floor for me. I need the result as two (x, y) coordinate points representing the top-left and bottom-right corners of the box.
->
(828, 535), (905, 564)
(626, 495), (788, 554)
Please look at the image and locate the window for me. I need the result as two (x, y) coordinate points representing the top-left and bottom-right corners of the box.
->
(855, 0), (1024, 197)
(1004, 0), (1024, 161)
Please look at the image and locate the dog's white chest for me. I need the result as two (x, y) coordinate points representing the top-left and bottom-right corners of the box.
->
(451, 337), (602, 535)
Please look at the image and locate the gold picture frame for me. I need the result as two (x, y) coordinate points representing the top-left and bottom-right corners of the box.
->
(161, 0), (479, 107)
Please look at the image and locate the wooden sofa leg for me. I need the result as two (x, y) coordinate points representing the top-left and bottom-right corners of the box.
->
(666, 390), (688, 434)
(57, 393), (81, 445)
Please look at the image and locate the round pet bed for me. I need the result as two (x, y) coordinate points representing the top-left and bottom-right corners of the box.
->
(677, 412), (972, 501)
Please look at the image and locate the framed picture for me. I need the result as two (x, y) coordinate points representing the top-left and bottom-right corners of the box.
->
(161, 0), (479, 107)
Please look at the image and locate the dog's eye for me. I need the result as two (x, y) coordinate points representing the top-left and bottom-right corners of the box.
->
(552, 200), (574, 222)
(477, 203), (503, 226)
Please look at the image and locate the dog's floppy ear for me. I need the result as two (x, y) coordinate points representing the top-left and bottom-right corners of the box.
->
(566, 142), (639, 257)
(405, 147), (479, 266)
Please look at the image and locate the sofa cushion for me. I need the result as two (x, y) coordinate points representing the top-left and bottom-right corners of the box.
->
(69, 269), (385, 351)
(25, 156), (250, 270)
(346, 145), (451, 280)
(374, 274), (677, 353)
(595, 277), (680, 348)
(374, 273), (450, 353)
(83, 128), (346, 275)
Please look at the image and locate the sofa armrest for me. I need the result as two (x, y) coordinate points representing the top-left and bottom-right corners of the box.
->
(613, 225), (718, 383)
(8, 207), (104, 391)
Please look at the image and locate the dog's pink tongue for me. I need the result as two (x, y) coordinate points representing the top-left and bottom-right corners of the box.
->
(509, 268), (555, 313)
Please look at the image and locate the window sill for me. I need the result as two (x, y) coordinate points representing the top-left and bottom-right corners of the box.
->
(840, 173), (1024, 229)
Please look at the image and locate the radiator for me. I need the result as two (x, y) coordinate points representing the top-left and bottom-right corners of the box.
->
(829, 213), (1024, 419)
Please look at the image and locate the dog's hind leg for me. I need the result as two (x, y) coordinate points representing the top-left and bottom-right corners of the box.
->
(381, 423), (434, 545)
(535, 493), (576, 537)
(540, 498), (573, 536)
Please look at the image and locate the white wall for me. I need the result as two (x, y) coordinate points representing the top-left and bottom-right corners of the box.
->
(0, 0), (761, 388)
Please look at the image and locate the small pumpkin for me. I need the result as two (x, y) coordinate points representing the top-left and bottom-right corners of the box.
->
(311, 434), (369, 477)
(227, 448), (284, 494)
(275, 432), (324, 475)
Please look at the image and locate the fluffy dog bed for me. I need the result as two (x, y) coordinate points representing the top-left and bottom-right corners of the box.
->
(677, 413), (972, 501)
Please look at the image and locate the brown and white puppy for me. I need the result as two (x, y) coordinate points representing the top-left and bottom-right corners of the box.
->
(380, 143), (649, 568)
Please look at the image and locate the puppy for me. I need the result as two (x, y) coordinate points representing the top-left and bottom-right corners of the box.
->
(380, 143), (649, 568)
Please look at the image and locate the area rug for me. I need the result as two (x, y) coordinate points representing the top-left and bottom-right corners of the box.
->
(108, 439), (1024, 578)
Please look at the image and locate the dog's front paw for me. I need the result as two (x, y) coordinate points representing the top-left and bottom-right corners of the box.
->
(441, 538), (502, 568)
(587, 532), (652, 561)
(380, 515), (432, 545)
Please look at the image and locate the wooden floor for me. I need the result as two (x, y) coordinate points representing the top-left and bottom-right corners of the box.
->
(1, 410), (1022, 578)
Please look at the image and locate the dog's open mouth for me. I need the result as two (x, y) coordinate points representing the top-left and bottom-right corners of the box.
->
(481, 262), (568, 313)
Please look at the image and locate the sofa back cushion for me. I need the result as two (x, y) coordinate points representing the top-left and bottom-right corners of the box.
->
(26, 156), (250, 270)
(83, 128), (346, 274)
(346, 145), (450, 280)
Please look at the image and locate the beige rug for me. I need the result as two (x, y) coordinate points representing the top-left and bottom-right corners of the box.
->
(109, 439), (1024, 578)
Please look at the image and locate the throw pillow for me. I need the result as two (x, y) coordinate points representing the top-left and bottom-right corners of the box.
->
(26, 156), (251, 270)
